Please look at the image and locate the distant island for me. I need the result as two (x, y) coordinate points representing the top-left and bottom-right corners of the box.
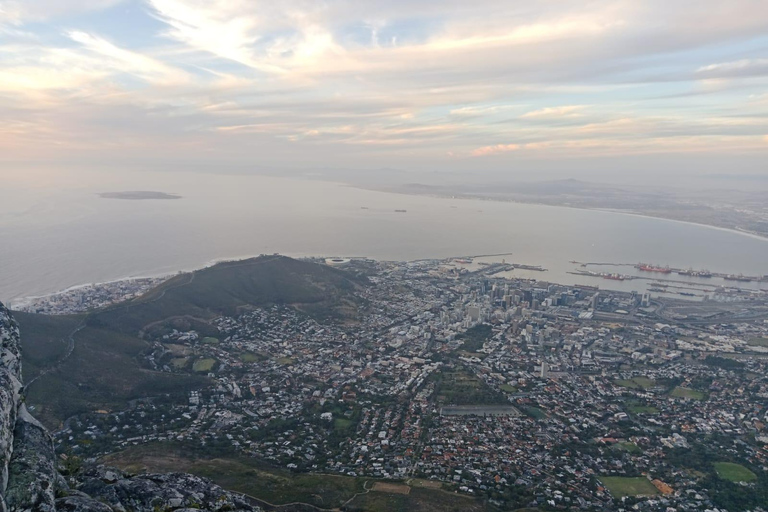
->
(98, 191), (182, 200)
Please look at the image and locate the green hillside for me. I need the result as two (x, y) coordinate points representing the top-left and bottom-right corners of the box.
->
(17, 256), (367, 428)
(19, 319), (207, 428)
(90, 255), (366, 337)
(14, 311), (83, 383)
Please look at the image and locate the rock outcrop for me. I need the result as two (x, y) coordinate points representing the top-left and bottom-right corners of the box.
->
(0, 302), (261, 512)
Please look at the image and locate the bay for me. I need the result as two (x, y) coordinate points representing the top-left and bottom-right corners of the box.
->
(1, 171), (767, 304)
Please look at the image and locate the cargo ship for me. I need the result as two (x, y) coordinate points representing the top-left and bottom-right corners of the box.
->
(636, 263), (672, 274)
(570, 270), (631, 281)
(677, 268), (712, 278)
(723, 274), (753, 282)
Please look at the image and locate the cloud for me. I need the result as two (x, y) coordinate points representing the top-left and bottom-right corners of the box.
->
(450, 105), (519, 117)
(520, 105), (587, 119)
(471, 143), (520, 157)
(696, 58), (768, 78)
(67, 31), (191, 85)
(0, 0), (125, 25)
(146, 0), (280, 73)
(1, 0), (768, 168)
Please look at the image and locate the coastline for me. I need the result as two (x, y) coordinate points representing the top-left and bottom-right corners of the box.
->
(7, 182), (768, 307)
(354, 185), (768, 245)
(8, 253), (340, 310)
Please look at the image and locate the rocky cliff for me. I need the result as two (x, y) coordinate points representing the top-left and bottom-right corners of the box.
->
(0, 301), (261, 512)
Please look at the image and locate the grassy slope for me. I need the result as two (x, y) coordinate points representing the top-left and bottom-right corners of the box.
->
(714, 462), (758, 483)
(347, 487), (486, 512)
(91, 255), (366, 336)
(103, 443), (487, 512)
(21, 323), (207, 428)
(19, 256), (366, 428)
(14, 311), (83, 382)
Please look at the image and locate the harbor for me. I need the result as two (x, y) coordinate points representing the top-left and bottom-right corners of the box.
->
(449, 256), (768, 302)
(571, 261), (767, 283)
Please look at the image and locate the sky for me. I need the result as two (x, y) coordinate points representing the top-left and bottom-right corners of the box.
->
(1, 0), (767, 182)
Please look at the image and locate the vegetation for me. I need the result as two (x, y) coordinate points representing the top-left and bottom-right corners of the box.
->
(667, 442), (768, 511)
(523, 406), (548, 420)
(89, 255), (368, 336)
(670, 387), (706, 400)
(615, 376), (655, 389)
(704, 356), (745, 370)
(239, 352), (262, 363)
(747, 337), (768, 348)
(600, 477), (659, 498)
(18, 256), (367, 427)
(107, 447), (364, 507)
(701, 472), (768, 511)
(626, 403), (659, 414)
(170, 357), (189, 369)
(20, 323), (206, 428)
(713, 462), (757, 483)
(103, 443), (488, 511)
(15, 311), (83, 382)
(334, 418), (354, 431)
(346, 486), (486, 512)
(192, 358), (216, 373)
(457, 324), (493, 353)
(617, 442), (642, 454)
(431, 367), (507, 406)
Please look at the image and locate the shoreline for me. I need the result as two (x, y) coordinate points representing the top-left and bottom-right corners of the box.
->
(355, 185), (768, 244)
(8, 253), (356, 309)
(12, 249), (767, 312)
(6, 183), (768, 306)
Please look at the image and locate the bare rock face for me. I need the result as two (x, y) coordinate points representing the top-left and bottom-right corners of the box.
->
(74, 467), (258, 512)
(0, 302), (23, 509)
(5, 406), (58, 512)
(0, 302), (262, 512)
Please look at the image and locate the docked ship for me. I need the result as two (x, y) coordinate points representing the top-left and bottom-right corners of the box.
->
(723, 274), (753, 282)
(677, 268), (712, 278)
(635, 263), (672, 273)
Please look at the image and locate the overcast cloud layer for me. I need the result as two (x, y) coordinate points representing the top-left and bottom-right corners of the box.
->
(1, 0), (767, 178)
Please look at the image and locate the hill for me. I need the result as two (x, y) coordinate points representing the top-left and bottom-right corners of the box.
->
(17, 256), (367, 427)
(90, 255), (367, 337)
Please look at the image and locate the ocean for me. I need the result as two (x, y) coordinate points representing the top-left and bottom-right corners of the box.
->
(2, 170), (767, 304)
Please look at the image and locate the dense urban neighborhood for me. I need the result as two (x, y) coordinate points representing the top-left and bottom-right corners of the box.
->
(21, 257), (768, 511)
